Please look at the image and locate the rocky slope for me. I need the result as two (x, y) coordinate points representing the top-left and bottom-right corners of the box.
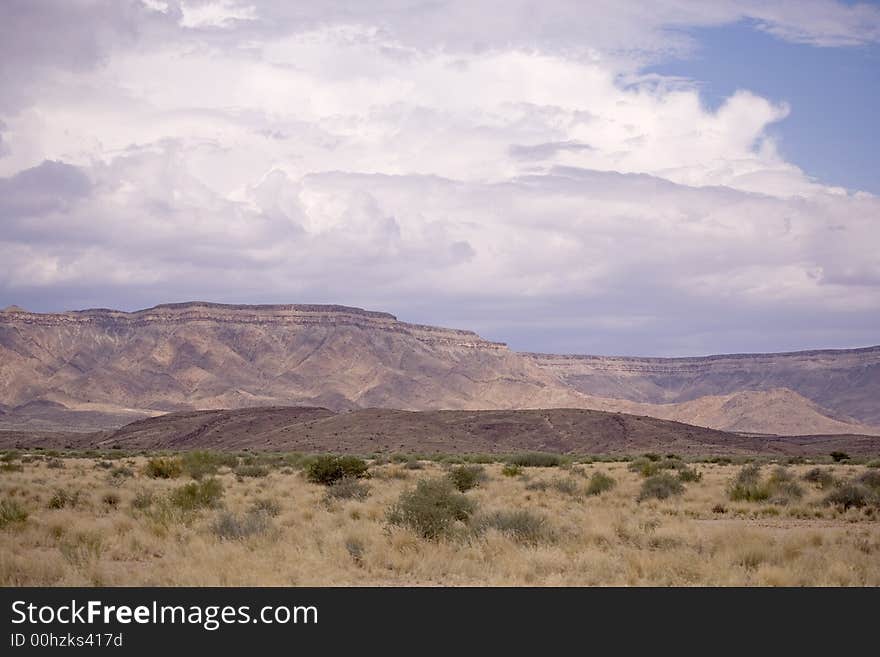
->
(1, 302), (877, 436)
(3, 406), (876, 456)
(0, 302), (588, 425)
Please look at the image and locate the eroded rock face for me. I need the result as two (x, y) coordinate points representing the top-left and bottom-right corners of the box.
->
(1, 302), (877, 435)
(0, 302), (582, 428)
(523, 347), (880, 426)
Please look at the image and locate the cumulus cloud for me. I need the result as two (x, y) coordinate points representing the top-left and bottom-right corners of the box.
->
(0, 1), (877, 355)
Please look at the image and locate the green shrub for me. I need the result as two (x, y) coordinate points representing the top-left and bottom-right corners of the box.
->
(803, 467), (836, 489)
(501, 463), (523, 477)
(507, 452), (564, 468)
(168, 478), (223, 511)
(144, 458), (182, 479)
(0, 463), (24, 473)
(48, 489), (79, 510)
(628, 457), (660, 477)
(585, 471), (616, 496)
(830, 451), (850, 463)
(46, 458), (64, 469)
(181, 451), (238, 479)
(729, 464), (770, 502)
(767, 467), (804, 503)
(213, 510), (272, 540)
(729, 465), (804, 504)
(0, 498), (28, 528)
(866, 459), (880, 469)
(473, 510), (552, 544)
(306, 455), (369, 485)
(404, 458), (424, 470)
(95, 460), (113, 469)
(325, 477), (370, 501)
(387, 478), (476, 539)
(677, 467), (702, 483)
(447, 465), (486, 492)
(637, 473), (684, 502)
(0, 451), (19, 463)
(233, 464), (270, 479)
(825, 484), (873, 511)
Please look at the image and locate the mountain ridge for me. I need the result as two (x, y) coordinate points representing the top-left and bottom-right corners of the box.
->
(1, 302), (877, 437)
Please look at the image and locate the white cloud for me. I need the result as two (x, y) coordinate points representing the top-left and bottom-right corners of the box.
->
(0, 1), (878, 354)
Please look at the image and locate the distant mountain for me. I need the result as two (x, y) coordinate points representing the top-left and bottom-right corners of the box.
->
(524, 347), (880, 426)
(1, 302), (878, 437)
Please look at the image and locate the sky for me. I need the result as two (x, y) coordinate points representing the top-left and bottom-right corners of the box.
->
(0, 1), (878, 357)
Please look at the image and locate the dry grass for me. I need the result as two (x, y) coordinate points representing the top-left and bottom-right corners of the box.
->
(0, 454), (878, 586)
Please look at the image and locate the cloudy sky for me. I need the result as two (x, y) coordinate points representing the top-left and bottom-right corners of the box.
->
(1, 0), (878, 356)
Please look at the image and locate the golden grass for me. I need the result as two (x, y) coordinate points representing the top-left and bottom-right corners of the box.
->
(0, 456), (878, 586)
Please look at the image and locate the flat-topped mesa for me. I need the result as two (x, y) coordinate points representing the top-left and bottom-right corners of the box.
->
(524, 345), (880, 374)
(0, 302), (508, 350)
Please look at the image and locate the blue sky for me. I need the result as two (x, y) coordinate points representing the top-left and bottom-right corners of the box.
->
(649, 20), (880, 195)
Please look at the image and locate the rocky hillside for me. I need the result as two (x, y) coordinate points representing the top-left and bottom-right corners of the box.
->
(524, 347), (880, 426)
(1, 302), (877, 437)
(0, 302), (587, 425)
(3, 406), (876, 456)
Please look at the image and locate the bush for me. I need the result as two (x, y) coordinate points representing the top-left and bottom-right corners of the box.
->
(233, 464), (270, 479)
(858, 470), (880, 491)
(501, 463), (523, 477)
(387, 478), (476, 539)
(404, 458), (424, 470)
(144, 458), (182, 479)
(677, 467), (702, 483)
(108, 466), (133, 482)
(306, 455), (369, 485)
(473, 510), (552, 544)
(250, 498), (282, 516)
(628, 457), (660, 477)
(507, 452), (564, 468)
(168, 478), (223, 511)
(46, 458), (64, 469)
(0, 498), (28, 528)
(0, 463), (24, 473)
(551, 477), (580, 496)
(131, 489), (154, 510)
(48, 489), (79, 510)
(447, 465), (485, 492)
(729, 464), (770, 502)
(866, 459), (880, 469)
(325, 477), (370, 501)
(825, 484), (873, 511)
(637, 473), (684, 502)
(213, 510), (272, 540)
(767, 467), (804, 503)
(182, 451), (238, 479)
(657, 458), (686, 471)
(585, 471), (616, 496)
(803, 467), (836, 489)
(830, 451), (850, 463)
